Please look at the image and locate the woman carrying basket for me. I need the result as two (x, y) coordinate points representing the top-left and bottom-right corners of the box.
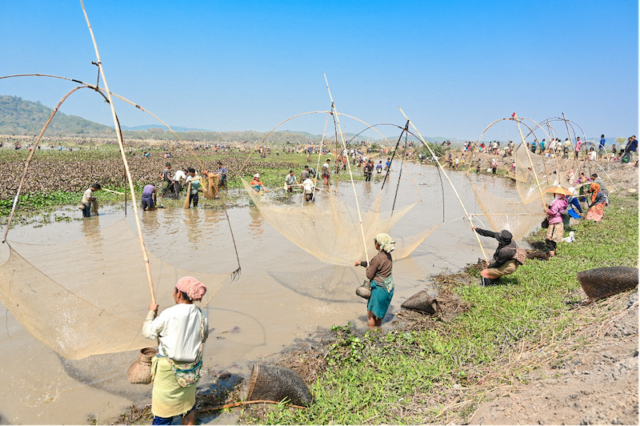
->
(142, 277), (209, 425)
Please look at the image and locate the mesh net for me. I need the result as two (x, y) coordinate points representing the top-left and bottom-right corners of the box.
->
(0, 220), (232, 360)
(470, 183), (546, 240)
(514, 143), (555, 205)
(242, 179), (438, 267)
(202, 174), (220, 200)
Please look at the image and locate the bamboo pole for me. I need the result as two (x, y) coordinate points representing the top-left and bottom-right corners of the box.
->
(314, 113), (331, 188)
(324, 73), (369, 263)
(513, 115), (548, 213)
(80, 0), (156, 305)
(2, 86), (88, 243)
(398, 108), (489, 263)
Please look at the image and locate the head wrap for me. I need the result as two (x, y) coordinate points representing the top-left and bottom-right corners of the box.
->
(176, 276), (207, 302)
(375, 233), (396, 253)
(590, 183), (601, 203)
(253, 173), (260, 179)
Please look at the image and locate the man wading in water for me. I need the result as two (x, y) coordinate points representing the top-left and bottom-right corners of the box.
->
(472, 228), (526, 285)
(354, 233), (396, 327)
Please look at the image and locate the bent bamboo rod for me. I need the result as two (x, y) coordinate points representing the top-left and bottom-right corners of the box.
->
(80, 0), (156, 305)
(324, 73), (369, 263)
(514, 115), (547, 213)
(398, 107), (489, 264)
(2, 85), (88, 243)
(0, 72), (242, 276)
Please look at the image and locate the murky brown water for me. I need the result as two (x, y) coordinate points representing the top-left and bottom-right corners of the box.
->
(0, 163), (522, 424)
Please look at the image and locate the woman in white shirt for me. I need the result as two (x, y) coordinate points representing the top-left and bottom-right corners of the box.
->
(143, 276), (208, 425)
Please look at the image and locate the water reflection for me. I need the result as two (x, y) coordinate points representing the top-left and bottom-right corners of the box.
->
(248, 206), (264, 237)
(183, 208), (202, 245)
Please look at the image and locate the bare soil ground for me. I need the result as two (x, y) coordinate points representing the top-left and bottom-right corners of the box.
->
(470, 293), (638, 425)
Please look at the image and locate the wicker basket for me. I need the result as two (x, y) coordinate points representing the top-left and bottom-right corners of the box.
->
(246, 364), (312, 406)
(127, 347), (158, 385)
(577, 267), (638, 301)
(355, 285), (371, 300)
(401, 290), (439, 315)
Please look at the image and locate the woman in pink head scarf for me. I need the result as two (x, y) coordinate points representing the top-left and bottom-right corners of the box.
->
(142, 277), (208, 425)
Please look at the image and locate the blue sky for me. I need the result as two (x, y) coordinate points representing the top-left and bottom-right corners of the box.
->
(1, 1), (637, 140)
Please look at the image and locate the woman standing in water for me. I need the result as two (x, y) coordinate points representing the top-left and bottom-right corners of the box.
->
(354, 233), (395, 327)
(143, 277), (208, 425)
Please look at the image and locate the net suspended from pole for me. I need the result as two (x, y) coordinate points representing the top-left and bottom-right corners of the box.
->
(469, 183), (546, 241)
(514, 142), (555, 205)
(0, 220), (232, 360)
(242, 179), (439, 267)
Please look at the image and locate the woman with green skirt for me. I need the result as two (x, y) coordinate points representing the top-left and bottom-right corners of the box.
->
(354, 233), (395, 327)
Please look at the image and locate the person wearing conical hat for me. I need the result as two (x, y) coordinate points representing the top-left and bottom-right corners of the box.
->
(354, 233), (396, 327)
(545, 187), (570, 257)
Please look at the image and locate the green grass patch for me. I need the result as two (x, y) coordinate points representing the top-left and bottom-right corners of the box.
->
(243, 194), (638, 425)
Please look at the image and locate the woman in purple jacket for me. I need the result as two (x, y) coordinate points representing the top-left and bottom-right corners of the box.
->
(545, 189), (569, 257)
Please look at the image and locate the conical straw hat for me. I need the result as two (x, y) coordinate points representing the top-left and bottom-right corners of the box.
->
(545, 186), (572, 196)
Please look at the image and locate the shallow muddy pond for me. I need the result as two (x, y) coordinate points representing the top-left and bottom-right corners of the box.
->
(0, 163), (524, 424)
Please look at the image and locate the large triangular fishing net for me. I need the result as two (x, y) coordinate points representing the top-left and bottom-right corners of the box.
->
(470, 183), (546, 240)
(242, 179), (439, 267)
(0, 220), (233, 360)
(514, 143), (555, 205)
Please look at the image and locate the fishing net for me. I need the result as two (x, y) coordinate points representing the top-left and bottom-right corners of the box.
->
(242, 179), (439, 267)
(514, 143), (555, 205)
(470, 183), (546, 241)
(0, 220), (233, 360)
(202, 174), (220, 200)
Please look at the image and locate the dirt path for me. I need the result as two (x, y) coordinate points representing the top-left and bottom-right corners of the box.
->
(470, 294), (638, 425)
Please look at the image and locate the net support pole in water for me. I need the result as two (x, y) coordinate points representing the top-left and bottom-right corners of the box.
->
(80, 0), (156, 305)
(324, 73), (369, 263)
(514, 114), (548, 213)
(2, 85), (88, 243)
(398, 107), (489, 264)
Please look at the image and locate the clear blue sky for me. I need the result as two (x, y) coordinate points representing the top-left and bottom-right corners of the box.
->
(1, 1), (637, 140)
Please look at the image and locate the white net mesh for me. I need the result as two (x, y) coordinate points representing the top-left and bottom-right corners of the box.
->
(242, 179), (439, 266)
(470, 183), (546, 240)
(514, 143), (555, 205)
(0, 220), (232, 360)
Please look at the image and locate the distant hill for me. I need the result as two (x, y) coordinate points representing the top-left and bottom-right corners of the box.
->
(0, 95), (465, 145)
(0, 95), (114, 136)
(121, 124), (210, 132)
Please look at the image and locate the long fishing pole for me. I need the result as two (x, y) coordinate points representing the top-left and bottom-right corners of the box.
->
(514, 114), (548, 213)
(324, 74), (369, 263)
(398, 108), (488, 263)
(80, 0), (156, 305)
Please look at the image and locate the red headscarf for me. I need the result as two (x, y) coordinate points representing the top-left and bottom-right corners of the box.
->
(176, 276), (207, 302)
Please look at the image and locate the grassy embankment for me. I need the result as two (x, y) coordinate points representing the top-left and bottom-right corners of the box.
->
(243, 193), (638, 425)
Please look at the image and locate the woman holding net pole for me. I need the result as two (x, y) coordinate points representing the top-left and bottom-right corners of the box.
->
(142, 277), (208, 425)
(354, 233), (396, 327)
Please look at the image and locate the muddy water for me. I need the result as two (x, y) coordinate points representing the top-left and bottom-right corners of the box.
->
(0, 163), (523, 424)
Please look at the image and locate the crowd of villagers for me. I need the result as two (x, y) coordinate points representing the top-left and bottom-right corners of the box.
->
(472, 172), (610, 285)
(75, 144), (613, 425)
